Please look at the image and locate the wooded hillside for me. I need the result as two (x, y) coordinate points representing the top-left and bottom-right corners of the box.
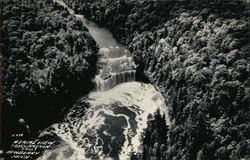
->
(0, 0), (98, 147)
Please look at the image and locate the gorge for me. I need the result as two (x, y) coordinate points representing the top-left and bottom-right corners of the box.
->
(1, 0), (249, 160)
(35, 0), (170, 159)
(62, 0), (250, 159)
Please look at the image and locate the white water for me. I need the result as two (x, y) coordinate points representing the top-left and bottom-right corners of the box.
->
(37, 82), (169, 160)
(38, 0), (169, 160)
(95, 70), (136, 91)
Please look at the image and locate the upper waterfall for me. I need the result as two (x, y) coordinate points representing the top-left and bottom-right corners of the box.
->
(54, 0), (136, 91)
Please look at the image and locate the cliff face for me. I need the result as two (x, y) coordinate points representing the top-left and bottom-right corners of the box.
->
(64, 0), (250, 159)
(0, 0), (98, 147)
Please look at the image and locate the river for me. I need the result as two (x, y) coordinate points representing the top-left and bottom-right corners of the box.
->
(37, 0), (169, 159)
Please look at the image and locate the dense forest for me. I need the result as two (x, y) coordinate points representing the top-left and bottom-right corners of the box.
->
(64, 0), (250, 159)
(0, 0), (98, 149)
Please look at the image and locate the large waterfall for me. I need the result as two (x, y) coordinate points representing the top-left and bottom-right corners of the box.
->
(95, 70), (136, 91)
(94, 52), (136, 91)
(38, 0), (169, 160)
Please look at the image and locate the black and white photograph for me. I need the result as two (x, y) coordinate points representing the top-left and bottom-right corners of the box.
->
(0, 0), (249, 159)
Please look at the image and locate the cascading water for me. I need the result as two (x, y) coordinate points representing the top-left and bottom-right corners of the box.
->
(95, 53), (136, 91)
(37, 0), (170, 160)
(95, 70), (136, 91)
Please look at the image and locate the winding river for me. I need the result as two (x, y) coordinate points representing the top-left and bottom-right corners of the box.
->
(37, 0), (169, 159)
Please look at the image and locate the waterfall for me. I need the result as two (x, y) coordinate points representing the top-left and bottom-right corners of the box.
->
(95, 70), (136, 91)
(94, 53), (137, 91)
(37, 1), (170, 160)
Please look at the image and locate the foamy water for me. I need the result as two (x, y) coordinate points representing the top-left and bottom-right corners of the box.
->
(37, 82), (169, 160)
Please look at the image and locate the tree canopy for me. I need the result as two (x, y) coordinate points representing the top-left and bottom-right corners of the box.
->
(1, 0), (98, 149)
